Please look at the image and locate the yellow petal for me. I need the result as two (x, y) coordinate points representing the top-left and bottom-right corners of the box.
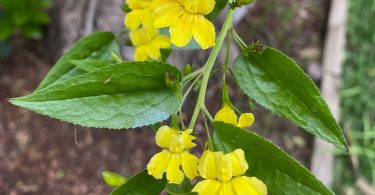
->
(192, 15), (215, 49)
(198, 150), (219, 179)
(238, 113), (255, 128)
(229, 149), (249, 176)
(169, 12), (194, 47)
(155, 126), (178, 148)
(230, 176), (259, 195)
(217, 153), (233, 182)
(147, 149), (171, 179)
(167, 153), (184, 184)
(126, 0), (152, 10)
(248, 177), (268, 195)
(214, 104), (238, 126)
(153, 0), (184, 28)
(192, 179), (222, 195)
(144, 40), (161, 60)
(180, 129), (197, 149)
(129, 27), (157, 46)
(134, 46), (148, 61)
(154, 35), (171, 49)
(181, 151), (199, 179)
(125, 9), (154, 31)
(219, 182), (234, 195)
(184, 0), (216, 15)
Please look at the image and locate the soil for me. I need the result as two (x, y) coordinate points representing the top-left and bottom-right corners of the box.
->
(0, 1), (329, 194)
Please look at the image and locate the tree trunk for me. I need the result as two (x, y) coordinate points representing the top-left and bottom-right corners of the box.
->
(46, 0), (124, 61)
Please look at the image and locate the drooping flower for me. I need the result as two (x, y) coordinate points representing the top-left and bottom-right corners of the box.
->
(152, 0), (216, 49)
(124, 0), (170, 61)
(147, 126), (199, 184)
(214, 104), (255, 128)
(192, 149), (267, 195)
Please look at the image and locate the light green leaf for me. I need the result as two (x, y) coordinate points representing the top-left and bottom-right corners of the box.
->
(37, 31), (119, 90)
(233, 46), (348, 150)
(111, 170), (166, 195)
(10, 61), (182, 129)
(71, 59), (111, 72)
(102, 170), (127, 187)
(213, 121), (334, 195)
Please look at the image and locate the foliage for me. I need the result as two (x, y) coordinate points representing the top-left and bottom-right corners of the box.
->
(9, 0), (348, 194)
(0, 0), (51, 41)
(333, 0), (375, 193)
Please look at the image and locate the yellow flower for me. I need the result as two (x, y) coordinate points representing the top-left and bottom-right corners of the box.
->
(192, 149), (267, 195)
(214, 104), (255, 128)
(124, 0), (170, 61)
(152, 0), (216, 49)
(147, 126), (199, 184)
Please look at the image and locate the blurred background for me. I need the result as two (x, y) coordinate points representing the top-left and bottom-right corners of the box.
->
(0, 0), (374, 194)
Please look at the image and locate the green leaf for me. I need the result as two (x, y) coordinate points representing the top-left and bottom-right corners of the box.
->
(233, 46), (348, 150)
(111, 170), (166, 195)
(166, 177), (197, 195)
(71, 59), (111, 72)
(206, 0), (228, 21)
(102, 170), (127, 187)
(10, 61), (182, 129)
(213, 121), (334, 195)
(36, 31), (119, 90)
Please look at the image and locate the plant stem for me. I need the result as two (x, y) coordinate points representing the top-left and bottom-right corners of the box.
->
(188, 8), (235, 129)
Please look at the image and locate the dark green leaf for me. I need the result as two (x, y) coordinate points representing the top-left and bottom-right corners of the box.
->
(10, 61), (182, 129)
(233, 46), (348, 150)
(213, 121), (333, 195)
(102, 170), (127, 187)
(206, 0), (228, 21)
(111, 170), (166, 195)
(71, 59), (111, 72)
(166, 177), (196, 195)
(36, 31), (119, 90)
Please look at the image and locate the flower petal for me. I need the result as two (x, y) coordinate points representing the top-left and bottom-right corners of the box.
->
(217, 153), (233, 182)
(147, 149), (171, 179)
(238, 113), (255, 128)
(214, 104), (238, 126)
(230, 176), (259, 195)
(180, 129), (197, 149)
(166, 153), (184, 184)
(229, 149), (249, 176)
(193, 15), (216, 49)
(181, 151), (199, 179)
(152, 0), (184, 28)
(220, 181), (234, 195)
(155, 126), (178, 148)
(184, 0), (216, 15)
(169, 12), (194, 47)
(134, 45), (148, 61)
(154, 35), (171, 49)
(198, 150), (219, 179)
(247, 177), (268, 195)
(192, 179), (222, 195)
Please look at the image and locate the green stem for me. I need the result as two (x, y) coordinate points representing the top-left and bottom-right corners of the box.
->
(188, 8), (235, 129)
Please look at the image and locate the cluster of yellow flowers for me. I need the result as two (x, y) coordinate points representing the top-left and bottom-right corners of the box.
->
(147, 105), (267, 195)
(124, 0), (217, 61)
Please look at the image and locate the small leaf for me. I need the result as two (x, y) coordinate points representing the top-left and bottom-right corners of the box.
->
(71, 59), (111, 72)
(233, 46), (348, 150)
(111, 170), (166, 195)
(37, 31), (119, 90)
(213, 121), (334, 195)
(102, 170), (127, 187)
(10, 61), (182, 129)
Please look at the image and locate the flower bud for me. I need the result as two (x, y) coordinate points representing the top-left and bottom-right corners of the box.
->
(183, 64), (193, 75)
(235, 0), (255, 7)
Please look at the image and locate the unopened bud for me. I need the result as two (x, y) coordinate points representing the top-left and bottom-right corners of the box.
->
(235, 0), (255, 7)
(183, 64), (193, 75)
(164, 72), (176, 88)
